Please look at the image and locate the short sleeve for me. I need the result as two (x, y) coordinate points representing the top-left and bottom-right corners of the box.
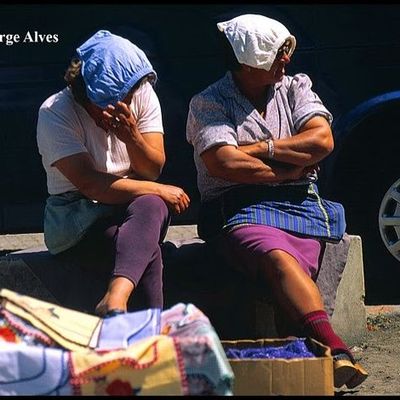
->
(287, 73), (333, 131)
(37, 107), (87, 167)
(186, 93), (238, 156)
(132, 81), (164, 134)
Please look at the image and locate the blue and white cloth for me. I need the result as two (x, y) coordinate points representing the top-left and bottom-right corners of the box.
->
(198, 183), (346, 243)
(222, 183), (346, 243)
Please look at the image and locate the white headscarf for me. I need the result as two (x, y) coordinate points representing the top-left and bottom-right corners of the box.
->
(217, 14), (296, 72)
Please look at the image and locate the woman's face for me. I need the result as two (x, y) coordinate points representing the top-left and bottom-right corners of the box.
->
(88, 87), (136, 131)
(243, 40), (293, 86)
(121, 88), (135, 106)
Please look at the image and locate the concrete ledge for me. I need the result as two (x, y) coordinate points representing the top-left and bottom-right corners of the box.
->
(0, 228), (366, 345)
(0, 226), (198, 252)
(331, 235), (366, 345)
(0, 233), (45, 253)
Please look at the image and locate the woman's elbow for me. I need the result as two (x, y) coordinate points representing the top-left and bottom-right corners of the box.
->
(149, 167), (163, 181)
(206, 160), (236, 181)
(148, 159), (165, 181)
(132, 158), (165, 181)
(74, 172), (113, 201)
(323, 134), (334, 155)
(316, 129), (334, 157)
(78, 181), (103, 201)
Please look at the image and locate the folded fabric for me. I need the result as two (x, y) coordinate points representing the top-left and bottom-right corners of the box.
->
(70, 335), (185, 396)
(0, 308), (55, 347)
(0, 288), (101, 351)
(97, 309), (160, 350)
(0, 342), (72, 395)
(161, 303), (234, 396)
(0, 336), (186, 396)
(161, 302), (211, 337)
(0, 290), (234, 396)
(0, 305), (183, 395)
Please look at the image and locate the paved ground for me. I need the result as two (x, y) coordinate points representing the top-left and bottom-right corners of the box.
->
(340, 306), (400, 396)
(1, 231), (400, 396)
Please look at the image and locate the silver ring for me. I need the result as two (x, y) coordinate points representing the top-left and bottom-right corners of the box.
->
(111, 118), (120, 129)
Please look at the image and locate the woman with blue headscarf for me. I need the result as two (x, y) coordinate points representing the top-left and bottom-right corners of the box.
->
(37, 30), (190, 317)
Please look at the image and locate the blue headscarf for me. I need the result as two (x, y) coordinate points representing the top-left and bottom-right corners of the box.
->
(76, 30), (157, 108)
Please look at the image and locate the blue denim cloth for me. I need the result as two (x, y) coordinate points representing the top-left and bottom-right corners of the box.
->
(76, 30), (156, 108)
(44, 191), (117, 255)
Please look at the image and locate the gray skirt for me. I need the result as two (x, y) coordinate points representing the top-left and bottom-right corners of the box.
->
(44, 191), (117, 255)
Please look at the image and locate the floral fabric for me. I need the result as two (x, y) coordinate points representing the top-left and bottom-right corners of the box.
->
(0, 290), (233, 396)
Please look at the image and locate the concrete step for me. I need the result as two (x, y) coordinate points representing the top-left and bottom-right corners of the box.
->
(0, 225), (199, 252)
(0, 227), (367, 345)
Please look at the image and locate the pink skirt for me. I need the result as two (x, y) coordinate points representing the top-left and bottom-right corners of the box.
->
(220, 224), (322, 280)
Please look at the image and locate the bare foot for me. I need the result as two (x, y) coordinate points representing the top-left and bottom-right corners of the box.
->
(95, 293), (127, 317)
(95, 276), (134, 317)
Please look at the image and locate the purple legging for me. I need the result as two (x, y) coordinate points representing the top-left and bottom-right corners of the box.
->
(65, 194), (170, 309)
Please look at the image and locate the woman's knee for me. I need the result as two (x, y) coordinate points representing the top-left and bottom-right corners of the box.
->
(261, 249), (301, 279)
(128, 194), (169, 220)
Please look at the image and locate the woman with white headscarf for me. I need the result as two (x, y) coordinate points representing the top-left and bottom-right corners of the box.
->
(186, 14), (367, 389)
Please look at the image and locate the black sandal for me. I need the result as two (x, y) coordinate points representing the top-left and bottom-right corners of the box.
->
(102, 309), (126, 319)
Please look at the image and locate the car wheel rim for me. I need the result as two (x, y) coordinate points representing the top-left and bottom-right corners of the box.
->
(378, 178), (400, 262)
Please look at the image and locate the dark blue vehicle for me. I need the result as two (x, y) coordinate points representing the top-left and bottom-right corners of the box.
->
(1, 4), (399, 304)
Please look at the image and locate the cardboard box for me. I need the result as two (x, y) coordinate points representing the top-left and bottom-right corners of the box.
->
(221, 337), (334, 396)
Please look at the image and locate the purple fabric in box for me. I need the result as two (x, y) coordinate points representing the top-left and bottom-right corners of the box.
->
(225, 338), (315, 359)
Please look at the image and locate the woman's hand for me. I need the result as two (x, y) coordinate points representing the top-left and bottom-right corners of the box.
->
(103, 101), (140, 144)
(274, 162), (318, 182)
(103, 101), (165, 181)
(156, 184), (191, 214)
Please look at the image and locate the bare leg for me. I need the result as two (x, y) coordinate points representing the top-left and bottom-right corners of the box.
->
(259, 249), (367, 388)
(217, 224), (367, 388)
(259, 249), (324, 319)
